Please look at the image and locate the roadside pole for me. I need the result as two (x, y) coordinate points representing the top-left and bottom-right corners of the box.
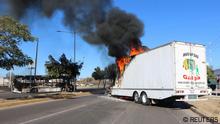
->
(57, 30), (77, 92)
(34, 39), (39, 84)
(73, 31), (76, 92)
(10, 70), (12, 92)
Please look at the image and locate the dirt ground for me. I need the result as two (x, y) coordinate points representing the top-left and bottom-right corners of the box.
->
(188, 96), (220, 121)
(49, 92), (91, 99)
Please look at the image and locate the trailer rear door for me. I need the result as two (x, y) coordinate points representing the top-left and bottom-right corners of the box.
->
(175, 42), (207, 95)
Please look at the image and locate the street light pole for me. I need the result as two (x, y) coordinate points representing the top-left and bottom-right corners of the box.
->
(57, 30), (77, 92)
(74, 31), (76, 63)
(34, 39), (39, 84)
(73, 31), (76, 92)
(10, 70), (12, 91)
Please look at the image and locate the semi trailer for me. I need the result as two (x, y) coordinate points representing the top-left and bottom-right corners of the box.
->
(111, 41), (208, 105)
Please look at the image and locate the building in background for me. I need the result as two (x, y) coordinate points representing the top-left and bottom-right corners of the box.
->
(0, 76), (10, 87)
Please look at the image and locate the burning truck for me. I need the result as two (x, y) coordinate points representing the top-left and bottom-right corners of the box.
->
(2, 0), (208, 105)
(111, 41), (208, 105)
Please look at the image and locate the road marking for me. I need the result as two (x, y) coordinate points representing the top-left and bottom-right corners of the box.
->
(19, 104), (86, 124)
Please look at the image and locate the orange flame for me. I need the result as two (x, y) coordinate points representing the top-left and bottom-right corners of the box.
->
(116, 44), (145, 77)
(116, 56), (131, 76)
(129, 46), (145, 56)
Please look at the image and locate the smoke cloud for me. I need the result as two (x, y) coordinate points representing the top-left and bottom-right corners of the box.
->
(1, 0), (145, 58)
(84, 8), (144, 57)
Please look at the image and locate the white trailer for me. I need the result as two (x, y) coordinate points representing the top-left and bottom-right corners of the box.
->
(111, 41), (208, 105)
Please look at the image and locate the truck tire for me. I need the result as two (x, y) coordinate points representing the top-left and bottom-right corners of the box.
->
(133, 92), (140, 103)
(141, 92), (151, 105)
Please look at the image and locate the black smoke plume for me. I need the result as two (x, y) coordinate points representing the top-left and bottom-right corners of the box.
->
(84, 8), (144, 57)
(1, 0), (144, 58)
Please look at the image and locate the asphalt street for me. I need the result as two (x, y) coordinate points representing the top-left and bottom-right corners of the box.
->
(0, 95), (210, 124)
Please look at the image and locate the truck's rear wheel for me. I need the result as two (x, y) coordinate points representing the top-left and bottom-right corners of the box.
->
(141, 92), (151, 105)
(133, 92), (139, 103)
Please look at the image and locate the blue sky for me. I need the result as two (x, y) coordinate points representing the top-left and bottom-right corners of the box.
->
(1, 0), (220, 78)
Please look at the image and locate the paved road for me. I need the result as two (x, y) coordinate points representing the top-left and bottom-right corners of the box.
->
(0, 95), (209, 124)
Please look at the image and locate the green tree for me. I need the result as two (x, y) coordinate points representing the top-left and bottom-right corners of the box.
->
(207, 65), (216, 82)
(92, 67), (105, 88)
(45, 55), (61, 77)
(45, 54), (83, 91)
(92, 64), (117, 89)
(104, 64), (117, 87)
(59, 54), (83, 80)
(207, 66), (217, 90)
(207, 66), (216, 83)
(0, 16), (36, 70)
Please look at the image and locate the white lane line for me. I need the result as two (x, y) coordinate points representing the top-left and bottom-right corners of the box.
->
(19, 104), (86, 124)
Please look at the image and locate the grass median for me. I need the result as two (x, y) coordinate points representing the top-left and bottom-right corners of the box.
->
(0, 98), (50, 109)
(0, 92), (92, 109)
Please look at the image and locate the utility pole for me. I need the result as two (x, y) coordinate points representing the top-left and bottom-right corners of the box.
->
(29, 64), (34, 88)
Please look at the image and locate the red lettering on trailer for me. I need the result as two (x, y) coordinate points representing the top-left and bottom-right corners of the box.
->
(183, 75), (200, 81)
